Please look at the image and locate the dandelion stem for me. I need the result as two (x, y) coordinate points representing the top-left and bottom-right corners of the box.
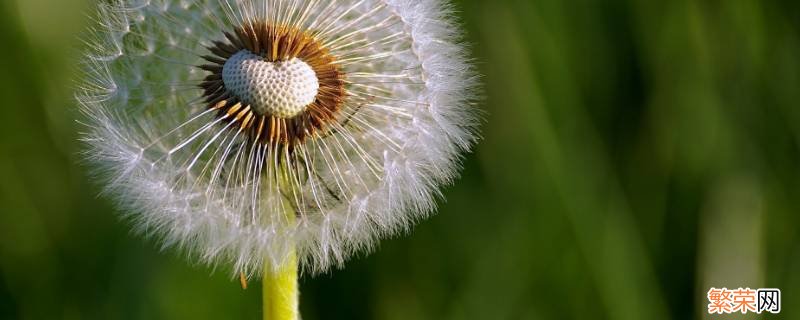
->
(262, 202), (299, 320)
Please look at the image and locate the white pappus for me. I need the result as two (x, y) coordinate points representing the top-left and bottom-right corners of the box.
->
(77, 0), (480, 277)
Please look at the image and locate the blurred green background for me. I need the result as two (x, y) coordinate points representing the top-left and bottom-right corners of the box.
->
(1, 0), (799, 319)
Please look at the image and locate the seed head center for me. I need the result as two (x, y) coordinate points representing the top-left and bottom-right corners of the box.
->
(222, 50), (319, 118)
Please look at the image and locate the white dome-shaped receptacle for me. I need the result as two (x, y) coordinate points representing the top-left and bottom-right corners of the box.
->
(222, 50), (319, 118)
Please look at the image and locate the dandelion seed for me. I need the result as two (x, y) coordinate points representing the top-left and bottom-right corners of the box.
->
(77, 0), (479, 317)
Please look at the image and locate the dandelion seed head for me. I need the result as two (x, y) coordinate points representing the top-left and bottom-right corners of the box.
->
(78, 0), (481, 276)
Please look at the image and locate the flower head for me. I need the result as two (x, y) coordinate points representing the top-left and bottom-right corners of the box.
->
(78, 0), (479, 276)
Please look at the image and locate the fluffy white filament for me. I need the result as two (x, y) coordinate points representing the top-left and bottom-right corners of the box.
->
(77, 0), (480, 276)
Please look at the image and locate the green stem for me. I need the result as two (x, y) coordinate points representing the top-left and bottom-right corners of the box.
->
(262, 202), (299, 320)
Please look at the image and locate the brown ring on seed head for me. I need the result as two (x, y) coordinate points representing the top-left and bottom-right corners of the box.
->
(198, 22), (346, 148)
